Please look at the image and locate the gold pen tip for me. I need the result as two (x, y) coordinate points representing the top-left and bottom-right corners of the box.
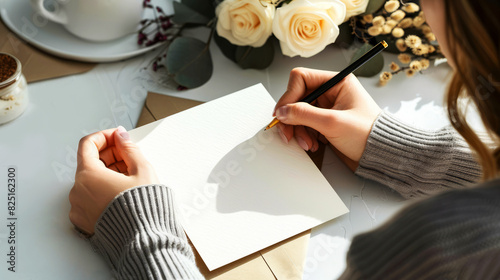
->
(265, 118), (280, 131)
(381, 40), (388, 48)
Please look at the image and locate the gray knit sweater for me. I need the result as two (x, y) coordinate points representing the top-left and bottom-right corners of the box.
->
(356, 111), (481, 198)
(89, 111), (500, 279)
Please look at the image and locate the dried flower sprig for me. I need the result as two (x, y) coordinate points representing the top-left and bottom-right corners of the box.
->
(138, 1), (185, 72)
(351, 0), (445, 86)
(379, 33), (435, 85)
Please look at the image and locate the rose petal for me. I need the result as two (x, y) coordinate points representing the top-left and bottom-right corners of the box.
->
(216, 0), (274, 48)
(272, 0), (344, 57)
(338, 0), (369, 20)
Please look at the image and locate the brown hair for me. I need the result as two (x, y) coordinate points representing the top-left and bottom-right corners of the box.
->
(444, 0), (500, 180)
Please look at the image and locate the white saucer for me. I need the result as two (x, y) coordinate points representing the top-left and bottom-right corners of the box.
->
(0, 0), (171, 63)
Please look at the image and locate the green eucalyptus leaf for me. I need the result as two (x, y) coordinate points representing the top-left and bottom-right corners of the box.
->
(166, 37), (213, 88)
(214, 33), (238, 62)
(235, 39), (274, 69)
(362, 0), (386, 15)
(350, 43), (384, 77)
(334, 22), (354, 47)
(180, 0), (215, 19)
(172, 2), (211, 25)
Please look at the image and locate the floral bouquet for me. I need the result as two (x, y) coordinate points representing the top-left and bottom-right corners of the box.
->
(140, 0), (442, 88)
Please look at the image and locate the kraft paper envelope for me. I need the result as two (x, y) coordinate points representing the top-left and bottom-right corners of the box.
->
(136, 91), (327, 279)
(0, 20), (95, 83)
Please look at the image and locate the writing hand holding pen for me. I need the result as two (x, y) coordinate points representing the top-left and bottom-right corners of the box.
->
(272, 68), (381, 171)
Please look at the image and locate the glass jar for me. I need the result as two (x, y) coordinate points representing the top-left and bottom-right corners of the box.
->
(0, 53), (29, 125)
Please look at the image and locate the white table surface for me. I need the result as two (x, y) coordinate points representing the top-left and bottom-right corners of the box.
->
(0, 32), (458, 279)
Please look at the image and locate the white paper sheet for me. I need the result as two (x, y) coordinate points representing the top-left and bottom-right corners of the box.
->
(129, 84), (349, 270)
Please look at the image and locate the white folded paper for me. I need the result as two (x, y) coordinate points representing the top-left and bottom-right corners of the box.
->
(129, 84), (349, 270)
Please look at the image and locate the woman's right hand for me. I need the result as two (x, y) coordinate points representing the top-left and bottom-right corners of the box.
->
(273, 67), (381, 169)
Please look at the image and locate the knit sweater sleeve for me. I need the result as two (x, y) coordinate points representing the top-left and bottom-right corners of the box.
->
(355, 111), (482, 199)
(89, 184), (204, 280)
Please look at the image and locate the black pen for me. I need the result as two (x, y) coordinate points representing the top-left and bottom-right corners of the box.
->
(265, 40), (388, 131)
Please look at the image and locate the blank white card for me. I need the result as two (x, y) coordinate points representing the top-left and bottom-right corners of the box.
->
(129, 84), (349, 270)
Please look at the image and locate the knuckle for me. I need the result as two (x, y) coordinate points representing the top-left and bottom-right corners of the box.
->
(68, 211), (78, 225)
(77, 135), (93, 162)
(290, 67), (306, 77)
(289, 67), (310, 82)
(68, 188), (75, 205)
(68, 184), (82, 206)
(78, 134), (91, 148)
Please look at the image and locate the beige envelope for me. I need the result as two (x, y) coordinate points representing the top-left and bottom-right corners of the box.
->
(137, 91), (327, 279)
(0, 20), (95, 83)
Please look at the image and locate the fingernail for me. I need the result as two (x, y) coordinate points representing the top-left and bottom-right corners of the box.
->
(296, 136), (309, 151)
(275, 106), (288, 121)
(117, 126), (130, 140)
(278, 126), (288, 144)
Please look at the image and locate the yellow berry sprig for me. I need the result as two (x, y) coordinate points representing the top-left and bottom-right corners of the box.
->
(379, 32), (441, 86)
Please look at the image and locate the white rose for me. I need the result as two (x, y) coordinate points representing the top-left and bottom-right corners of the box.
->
(216, 0), (275, 48)
(338, 0), (369, 20)
(272, 0), (346, 58)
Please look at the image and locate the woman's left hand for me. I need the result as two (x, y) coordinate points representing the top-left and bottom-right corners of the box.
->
(69, 126), (159, 235)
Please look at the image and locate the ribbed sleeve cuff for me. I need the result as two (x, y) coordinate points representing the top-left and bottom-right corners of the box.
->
(90, 184), (203, 280)
(355, 111), (481, 199)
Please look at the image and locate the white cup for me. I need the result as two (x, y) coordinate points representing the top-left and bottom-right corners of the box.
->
(30, 0), (144, 42)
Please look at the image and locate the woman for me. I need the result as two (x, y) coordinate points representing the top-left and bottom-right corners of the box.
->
(69, 0), (500, 278)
